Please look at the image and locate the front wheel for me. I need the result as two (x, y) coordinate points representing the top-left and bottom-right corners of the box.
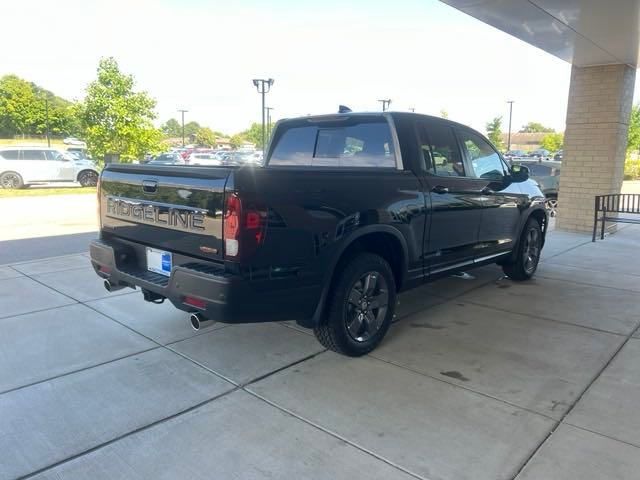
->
(502, 218), (543, 281)
(314, 253), (397, 357)
(78, 170), (98, 187)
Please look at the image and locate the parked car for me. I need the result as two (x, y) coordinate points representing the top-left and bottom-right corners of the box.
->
(512, 159), (560, 217)
(504, 149), (526, 159)
(90, 112), (547, 356)
(527, 148), (551, 160)
(67, 147), (91, 160)
(0, 146), (100, 188)
(149, 153), (185, 165)
(187, 153), (222, 166)
(553, 150), (563, 162)
(63, 137), (86, 146)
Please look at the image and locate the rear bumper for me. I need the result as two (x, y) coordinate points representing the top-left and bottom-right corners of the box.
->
(89, 239), (319, 325)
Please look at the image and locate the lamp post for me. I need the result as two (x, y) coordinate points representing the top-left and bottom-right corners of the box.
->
(378, 99), (391, 112)
(178, 109), (188, 147)
(252, 78), (274, 152)
(265, 107), (274, 140)
(507, 100), (514, 151)
(44, 96), (50, 147)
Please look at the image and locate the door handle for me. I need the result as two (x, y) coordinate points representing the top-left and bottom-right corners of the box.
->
(431, 185), (449, 194)
(480, 186), (494, 195)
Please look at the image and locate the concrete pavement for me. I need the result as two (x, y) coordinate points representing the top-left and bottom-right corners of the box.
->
(0, 225), (639, 479)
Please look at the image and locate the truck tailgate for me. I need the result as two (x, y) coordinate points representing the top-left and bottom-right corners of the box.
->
(99, 164), (231, 261)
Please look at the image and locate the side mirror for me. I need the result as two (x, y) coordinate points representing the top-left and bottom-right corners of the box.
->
(510, 164), (529, 182)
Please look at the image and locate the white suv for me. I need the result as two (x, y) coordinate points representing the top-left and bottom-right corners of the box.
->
(0, 146), (100, 188)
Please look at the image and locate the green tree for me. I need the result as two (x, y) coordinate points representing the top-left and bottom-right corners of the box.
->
(229, 134), (245, 149)
(0, 75), (80, 137)
(239, 122), (264, 148)
(77, 57), (163, 162)
(519, 122), (554, 133)
(485, 116), (504, 150)
(540, 132), (564, 152)
(161, 118), (181, 137)
(183, 121), (201, 137)
(0, 75), (38, 136)
(194, 127), (217, 147)
(439, 109), (449, 119)
(627, 104), (640, 153)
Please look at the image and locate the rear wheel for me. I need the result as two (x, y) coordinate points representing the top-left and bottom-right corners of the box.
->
(502, 218), (542, 281)
(544, 196), (558, 218)
(0, 172), (24, 189)
(78, 170), (98, 187)
(314, 253), (396, 356)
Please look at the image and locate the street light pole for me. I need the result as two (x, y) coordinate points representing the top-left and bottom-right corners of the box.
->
(252, 78), (274, 152)
(44, 96), (50, 147)
(507, 100), (514, 151)
(377, 99), (391, 112)
(178, 109), (188, 147)
(266, 107), (274, 139)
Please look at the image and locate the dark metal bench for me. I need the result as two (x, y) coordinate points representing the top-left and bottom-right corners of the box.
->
(593, 193), (640, 241)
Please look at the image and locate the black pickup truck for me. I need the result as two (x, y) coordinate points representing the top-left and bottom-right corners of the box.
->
(90, 112), (547, 356)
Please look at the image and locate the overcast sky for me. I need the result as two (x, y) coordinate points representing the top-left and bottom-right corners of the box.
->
(1, 0), (611, 135)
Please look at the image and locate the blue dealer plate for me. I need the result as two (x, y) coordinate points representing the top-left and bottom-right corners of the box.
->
(146, 247), (172, 277)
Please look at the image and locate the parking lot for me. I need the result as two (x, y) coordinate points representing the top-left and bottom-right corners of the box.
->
(1, 224), (640, 480)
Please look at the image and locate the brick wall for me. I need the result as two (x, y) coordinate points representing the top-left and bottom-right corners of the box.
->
(556, 64), (636, 232)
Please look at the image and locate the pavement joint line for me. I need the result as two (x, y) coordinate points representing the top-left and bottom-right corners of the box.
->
(0, 299), (79, 321)
(460, 297), (633, 338)
(2, 251), (92, 268)
(535, 270), (640, 294)
(539, 239), (593, 262)
(28, 264), (98, 276)
(561, 423), (640, 450)
(0, 346), (161, 397)
(15, 339), (328, 479)
(16, 386), (242, 480)
(245, 387), (430, 480)
(511, 304), (640, 479)
(542, 258), (640, 278)
(80, 296), (230, 347)
(367, 353), (559, 422)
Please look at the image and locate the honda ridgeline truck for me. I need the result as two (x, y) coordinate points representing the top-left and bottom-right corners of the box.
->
(90, 112), (547, 356)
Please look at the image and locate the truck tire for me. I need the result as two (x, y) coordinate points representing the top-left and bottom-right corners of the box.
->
(314, 253), (396, 356)
(502, 218), (542, 281)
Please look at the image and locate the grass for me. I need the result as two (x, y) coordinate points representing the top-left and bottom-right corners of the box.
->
(0, 186), (96, 198)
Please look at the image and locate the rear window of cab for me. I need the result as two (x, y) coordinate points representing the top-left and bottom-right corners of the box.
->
(269, 119), (396, 168)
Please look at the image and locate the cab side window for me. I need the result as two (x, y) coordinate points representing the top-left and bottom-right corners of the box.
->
(420, 123), (466, 177)
(458, 130), (506, 181)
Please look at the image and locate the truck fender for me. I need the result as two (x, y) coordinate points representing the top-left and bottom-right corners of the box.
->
(304, 224), (409, 328)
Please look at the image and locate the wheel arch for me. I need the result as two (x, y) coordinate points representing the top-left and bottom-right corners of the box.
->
(306, 225), (409, 328)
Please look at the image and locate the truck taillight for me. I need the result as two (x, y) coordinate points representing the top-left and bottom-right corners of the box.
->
(223, 193), (265, 259)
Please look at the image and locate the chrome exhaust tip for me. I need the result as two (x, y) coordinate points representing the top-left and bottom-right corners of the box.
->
(189, 312), (215, 331)
(104, 279), (126, 292)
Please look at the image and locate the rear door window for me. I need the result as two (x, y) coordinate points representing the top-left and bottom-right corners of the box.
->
(269, 119), (396, 168)
(419, 123), (466, 177)
(22, 150), (47, 161)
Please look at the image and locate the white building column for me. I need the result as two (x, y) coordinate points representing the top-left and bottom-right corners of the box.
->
(556, 64), (636, 232)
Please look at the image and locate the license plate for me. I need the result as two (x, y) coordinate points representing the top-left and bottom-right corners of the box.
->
(146, 248), (172, 277)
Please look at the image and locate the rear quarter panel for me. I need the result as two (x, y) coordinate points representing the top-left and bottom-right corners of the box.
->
(233, 166), (426, 292)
